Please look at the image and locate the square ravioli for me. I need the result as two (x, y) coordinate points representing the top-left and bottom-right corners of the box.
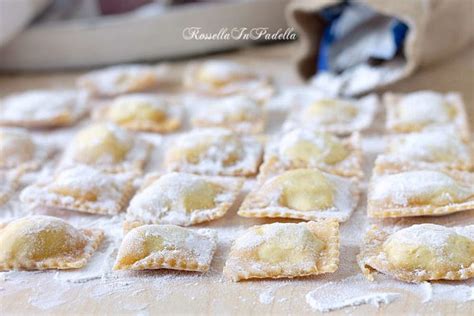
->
(183, 60), (273, 101)
(77, 64), (171, 97)
(0, 215), (103, 271)
(238, 169), (360, 222)
(92, 93), (182, 133)
(282, 92), (377, 134)
(113, 224), (217, 272)
(60, 123), (151, 173)
(0, 127), (55, 171)
(374, 129), (474, 173)
(125, 172), (243, 228)
(20, 165), (135, 215)
(189, 95), (265, 134)
(0, 90), (88, 128)
(260, 129), (363, 178)
(368, 169), (474, 218)
(223, 220), (339, 281)
(0, 169), (22, 206)
(164, 128), (263, 176)
(358, 224), (474, 283)
(384, 91), (470, 140)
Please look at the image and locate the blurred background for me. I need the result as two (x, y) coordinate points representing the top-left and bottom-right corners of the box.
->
(0, 0), (472, 99)
(0, 0), (291, 70)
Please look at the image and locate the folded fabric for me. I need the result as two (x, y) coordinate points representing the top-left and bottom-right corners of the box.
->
(317, 2), (408, 73)
(287, 0), (474, 96)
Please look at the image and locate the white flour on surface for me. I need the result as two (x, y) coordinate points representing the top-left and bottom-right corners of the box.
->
(306, 290), (400, 312)
(430, 282), (474, 302)
(28, 284), (71, 310)
(259, 288), (275, 305)
(0, 83), (473, 315)
(304, 274), (440, 313)
(122, 300), (149, 313)
(258, 284), (285, 305)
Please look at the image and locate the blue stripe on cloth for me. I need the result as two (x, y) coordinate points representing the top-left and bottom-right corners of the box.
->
(317, 3), (408, 72)
(317, 2), (347, 72)
(392, 21), (408, 49)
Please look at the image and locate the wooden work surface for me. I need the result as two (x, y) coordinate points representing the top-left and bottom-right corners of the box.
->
(0, 42), (473, 315)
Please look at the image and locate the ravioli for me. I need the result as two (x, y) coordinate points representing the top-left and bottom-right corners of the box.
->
(114, 224), (217, 272)
(358, 224), (474, 282)
(164, 128), (263, 176)
(77, 64), (170, 97)
(368, 170), (474, 218)
(125, 172), (243, 227)
(260, 129), (363, 178)
(384, 91), (469, 140)
(21, 165), (135, 215)
(223, 220), (339, 281)
(0, 90), (87, 128)
(61, 122), (151, 172)
(94, 94), (182, 133)
(239, 168), (359, 222)
(0, 215), (103, 271)
(190, 95), (265, 134)
(183, 60), (273, 101)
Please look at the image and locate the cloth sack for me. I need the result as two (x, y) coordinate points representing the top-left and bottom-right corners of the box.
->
(286, 0), (474, 96)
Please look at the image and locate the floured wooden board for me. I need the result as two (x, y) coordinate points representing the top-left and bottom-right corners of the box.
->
(0, 43), (473, 315)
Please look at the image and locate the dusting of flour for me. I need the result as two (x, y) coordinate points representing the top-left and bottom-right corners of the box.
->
(0, 84), (473, 314)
